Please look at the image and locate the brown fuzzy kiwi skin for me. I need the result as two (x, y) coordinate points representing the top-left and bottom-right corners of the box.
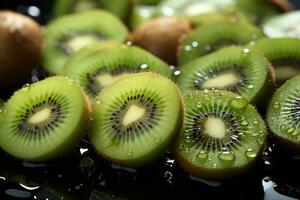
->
(0, 11), (42, 89)
(129, 17), (192, 66)
(89, 72), (184, 167)
(175, 147), (263, 180)
(268, 0), (294, 12)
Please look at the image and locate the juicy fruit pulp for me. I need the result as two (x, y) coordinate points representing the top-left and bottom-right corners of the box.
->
(267, 75), (300, 152)
(0, 76), (90, 161)
(176, 90), (266, 180)
(43, 10), (128, 74)
(89, 72), (183, 167)
(63, 45), (172, 99)
(175, 47), (273, 105)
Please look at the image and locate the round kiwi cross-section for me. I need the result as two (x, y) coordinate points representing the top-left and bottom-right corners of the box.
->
(43, 10), (128, 74)
(176, 90), (266, 180)
(267, 75), (300, 152)
(251, 38), (300, 86)
(176, 47), (274, 105)
(0, 76), (90, 162)
(89, 72), (183, 167)
(178, 19), (264, 65)
(63, 45), (172, 99)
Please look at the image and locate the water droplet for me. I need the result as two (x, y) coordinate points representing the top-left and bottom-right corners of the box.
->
(253, 119), (258, 125)
(96, 101), (101, 104)
(169, 65), (175, 70)
(197, 150), (208, 159)
(287, 127), (296, 135)
(140, 64), (148, 69)
(273, 102), (280, 109)
(74, 183), (83, 190)
(192, 41), (198, 47)
(218, 151), (234, 161)
(204, 45), (211, 51)
(247, 84), (253, 89)
(280, 124), (286, 131)
(203, 89), (209, 93)
(245, 149), (257, 158)
(230, 96), (248, 109)
(241, 120), (248, 126)
(184, 136), (192, 144)
(251, 132), (259, 137)
(213, 163), (218, 168)
(127, 150), (133, 157)
(249, 40), (256, 46)
(179, 143), (184, 150)
(184, 45), (192, 51)
(243, 48), (250, 54)
(174, 70), (181, 76)
(196, 102), (202, 108)
(184, 147), (190, 153)
(126, 41), (132, 46)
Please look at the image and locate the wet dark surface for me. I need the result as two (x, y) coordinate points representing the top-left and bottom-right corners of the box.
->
(1, 1), (300, 199)
(1, 136), (300, 200)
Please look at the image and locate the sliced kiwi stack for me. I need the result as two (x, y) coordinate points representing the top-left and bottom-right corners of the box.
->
(43, 10), (128, 74)
(89, 72), (183, 167)
(267, 75), (300, 152)
(178, 19), (264, 65)
(63, 45), (172, 99)
(52, 0), (132, 20)
(175, 90), (266, 180)
(0, 76), (90, 161)
(251, 38), (300, 86)
(176, 47), (274, 106)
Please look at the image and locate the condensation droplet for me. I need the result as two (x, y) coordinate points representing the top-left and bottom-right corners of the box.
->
(273, 102), (280, 109)
(197, 151), (208, 159)
(127, 150), (133, 157)
(253, 119), (258, 125)
(230, 96), (248, 109)
(247, 84), (254, 89)
(245, 149), (257, 158)
(243, 48), (250, 54)
(140, 64), (148, 69)
(192, 41), (198, 47)
(218, 151), (234, 161)
(241, 120), (249, 126)
(174, 70), (181, 76)
(184, 45), (192, 51)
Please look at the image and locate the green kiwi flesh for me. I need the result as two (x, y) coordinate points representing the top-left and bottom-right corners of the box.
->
(43, 10), (128, 74)
(252, 38), (300, 86)
(53, 0), (132, 20)
(0, 76), (90, 161)
(90, 72), (183, 167)
(267, 75), (300, 152)
(176, 90), (266, 180)
(178, 20), (264, 65)
(176, 47), (274, 105)
(63, 45), (172, 99)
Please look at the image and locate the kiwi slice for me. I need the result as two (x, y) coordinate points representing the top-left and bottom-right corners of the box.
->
(175, 90), (266, 180)
(0, 76), (90, 161)
(267, 75), (300, 152)
(89, 72), (183, 167)
(231, 0), (292, 24)
(43, 10), (128, 74)
(63, 45), (172, 99)
(176, 47), (274, 106)
(263, 11), (300, 38)
(53, 0), (132, 20)
(178, 19), (264, 65)
(251, 38), (300, 86)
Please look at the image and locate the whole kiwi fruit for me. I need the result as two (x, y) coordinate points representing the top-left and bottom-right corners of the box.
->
(0, 11), (42, 89)
(129, 16), (192, 65)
